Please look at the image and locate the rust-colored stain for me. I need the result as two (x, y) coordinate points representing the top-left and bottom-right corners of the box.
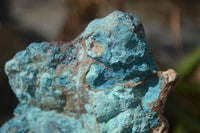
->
(89, 40), (105, 56)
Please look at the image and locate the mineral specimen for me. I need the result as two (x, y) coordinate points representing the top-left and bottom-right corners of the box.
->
(0, 11), (178, 133)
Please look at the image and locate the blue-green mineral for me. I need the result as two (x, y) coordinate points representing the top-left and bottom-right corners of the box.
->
(1, 11), (178, 133)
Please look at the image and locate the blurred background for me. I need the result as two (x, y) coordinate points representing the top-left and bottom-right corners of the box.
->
(0, 0), (199, 132)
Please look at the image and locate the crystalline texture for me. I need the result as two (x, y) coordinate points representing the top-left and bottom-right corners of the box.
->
(0, 11), (178, 133)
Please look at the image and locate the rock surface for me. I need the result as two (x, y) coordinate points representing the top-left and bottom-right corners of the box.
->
(0, 11), (178, 133)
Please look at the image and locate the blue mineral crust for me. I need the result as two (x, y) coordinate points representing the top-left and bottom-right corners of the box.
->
(0, 11), (175, 133)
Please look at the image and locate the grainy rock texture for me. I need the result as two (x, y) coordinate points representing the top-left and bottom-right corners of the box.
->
(0, 11), (178, 133)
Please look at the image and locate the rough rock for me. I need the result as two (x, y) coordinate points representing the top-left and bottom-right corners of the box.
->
(0, 11), (178, 133)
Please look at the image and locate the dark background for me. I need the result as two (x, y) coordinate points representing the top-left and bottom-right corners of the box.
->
(0, 0), (200, 132)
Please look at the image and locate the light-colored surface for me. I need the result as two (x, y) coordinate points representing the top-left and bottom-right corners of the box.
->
(9, 0), (67, 40)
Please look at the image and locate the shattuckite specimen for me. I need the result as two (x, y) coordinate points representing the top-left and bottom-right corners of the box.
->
(0, 11), (178, 133)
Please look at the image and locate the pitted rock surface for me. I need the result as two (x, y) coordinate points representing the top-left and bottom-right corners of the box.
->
(0, 11), (178, 133)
